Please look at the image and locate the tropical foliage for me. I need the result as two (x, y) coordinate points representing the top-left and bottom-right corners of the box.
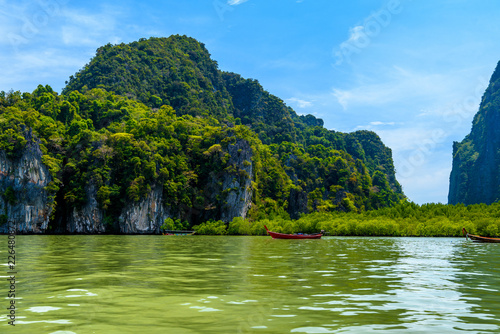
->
(194, 201), (500, 237)
(1, 36), (406, 232)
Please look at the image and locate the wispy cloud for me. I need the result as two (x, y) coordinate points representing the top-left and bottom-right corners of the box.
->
(228, 0), (249, 5)
(60, 7), (122, 46)
(0, 1), (64, 49)
(370, 121), (395, 126)
(332, 66), (462, 110)
(352, 121), (397, 133)
(345, 26), (365, 44)
(376, 127), (447, 152)
(286, 97), (313, 108)
(0, 48), (86, 92)
(396, 165), (451, 204)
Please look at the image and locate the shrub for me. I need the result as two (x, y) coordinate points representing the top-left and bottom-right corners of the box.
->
(193, 220), (227, 235)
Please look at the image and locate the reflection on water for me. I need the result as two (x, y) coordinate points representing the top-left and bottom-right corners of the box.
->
(1, 236), (500, 333)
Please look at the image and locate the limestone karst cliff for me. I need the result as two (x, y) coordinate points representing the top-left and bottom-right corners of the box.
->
(449, 61), (500, 205)
(0, 36), (405, 233)
(0, 131), (54, 233)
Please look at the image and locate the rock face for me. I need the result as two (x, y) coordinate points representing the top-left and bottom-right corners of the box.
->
(449, 61), (500, 205)
(220, 139), (253, 222)
(119, 185), (170, 233)
(66, 182), (106, 233)
(346, 130), (403, 195)
(52, 138), (254, 233)
(0, 132), (53, 233)
(288, 188), (308, 219)
(64, 183), (170, 234)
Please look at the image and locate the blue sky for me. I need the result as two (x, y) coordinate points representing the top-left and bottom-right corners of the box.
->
(1, 0), (500, 204)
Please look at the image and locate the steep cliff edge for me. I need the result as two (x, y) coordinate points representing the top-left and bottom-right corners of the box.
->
(449, 61), (500, 205)
(0, 131), (54, 233)
(60, 183), (171, 234)
(118, 184), (171, 233)
(220, 139), (253, 222)
(64, 182), (106, 233)
(346, 130), (402, 195)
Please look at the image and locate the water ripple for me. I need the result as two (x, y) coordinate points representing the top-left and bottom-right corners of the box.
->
(4, 235), (500, 333)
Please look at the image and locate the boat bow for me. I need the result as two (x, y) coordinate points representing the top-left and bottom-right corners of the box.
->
(264, 225), (322, 239)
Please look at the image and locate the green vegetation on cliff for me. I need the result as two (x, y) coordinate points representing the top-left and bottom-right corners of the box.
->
(449, 60), (500, 205)
(64, 36), (233, 119)
(1, 36), (405, 232)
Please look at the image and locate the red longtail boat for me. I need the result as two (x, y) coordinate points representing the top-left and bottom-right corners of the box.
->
(264, 225), (322, 239)
(462, 228), (500, 243)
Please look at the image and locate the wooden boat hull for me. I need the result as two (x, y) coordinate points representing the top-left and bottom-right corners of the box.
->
(463, 228), (500, 243)
(264, 225), (322, 239)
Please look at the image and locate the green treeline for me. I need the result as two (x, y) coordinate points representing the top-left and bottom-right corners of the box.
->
(193, 201), (500, 237)
(0, 85), (401, 229)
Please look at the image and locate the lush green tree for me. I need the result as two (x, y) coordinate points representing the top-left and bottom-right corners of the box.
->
(0, 36), (409, 233)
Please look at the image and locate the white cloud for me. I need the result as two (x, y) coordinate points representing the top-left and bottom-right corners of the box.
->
(0, 3), (129, 93)
(331, 66), (467, 110)
(228, 0), (249, 5)
(346, 26), (365, 44)
(370, 121), (394, 126)
(0, 2), (63, 47)
(61, 26), (96, 46)
(376, 124), (453, 202)
(287, 97), (313, 108)
(60, 8), (120, 46)
(397, 165), (451, 204)
(331, 89), (351, 110)
(334, 25), (375, 66)
(351, 121), (396, 132)
(376, 127), (447, 152)
(0, 50), (86, 92)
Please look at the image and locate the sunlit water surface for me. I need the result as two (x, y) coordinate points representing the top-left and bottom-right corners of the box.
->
(1, 235), (500, 333)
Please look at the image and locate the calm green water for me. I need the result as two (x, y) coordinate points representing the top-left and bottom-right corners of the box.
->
(1, 236), (500, 333)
